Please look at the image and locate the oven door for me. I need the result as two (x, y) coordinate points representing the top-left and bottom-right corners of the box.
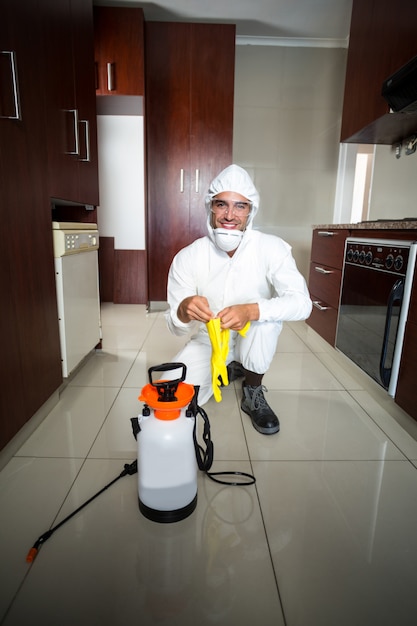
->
(336, 264), (404, 392)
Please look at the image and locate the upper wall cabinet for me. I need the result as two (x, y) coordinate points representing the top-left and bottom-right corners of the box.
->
(341, 0), (417, 144)
(42, 0), (99, 206)
(94, 6), (144, 96)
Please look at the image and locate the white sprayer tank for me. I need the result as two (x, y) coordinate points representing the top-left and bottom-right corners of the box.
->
(134, 364), (198, 523)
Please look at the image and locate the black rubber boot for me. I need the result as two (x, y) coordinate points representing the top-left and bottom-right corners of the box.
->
(241, 384), (280, 435)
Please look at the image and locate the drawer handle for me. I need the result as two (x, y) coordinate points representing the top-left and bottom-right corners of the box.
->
(314, 266), (333, 275)
(313, 300), (331, 311)
(1, 50), (22, 120)
(64, 109), (80, 156)
(317, 231), (335, 237)
(107, 62), (115, 91)
(79, 119), (90, 162)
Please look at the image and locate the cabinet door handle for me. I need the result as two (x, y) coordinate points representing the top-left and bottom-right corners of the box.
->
(314, 266), (333, 274)
(0, 50), (21, 120)
(79, 119), (90, 162)
(195, 169), (200, 193)
(317, 231), (335, 237)
(65, 109), (80, 156)
(107, 62), (115, 91)
(313, 300), (331, 311)
(180, 169), (184, 192)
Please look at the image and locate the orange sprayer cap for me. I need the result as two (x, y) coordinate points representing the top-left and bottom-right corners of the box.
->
(139, 380), (195, 420)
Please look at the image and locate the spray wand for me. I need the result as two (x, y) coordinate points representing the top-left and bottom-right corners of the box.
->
(26, 460), (138, 563)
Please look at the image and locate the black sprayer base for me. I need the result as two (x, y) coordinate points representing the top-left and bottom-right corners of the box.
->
(138, 494), (197, 523)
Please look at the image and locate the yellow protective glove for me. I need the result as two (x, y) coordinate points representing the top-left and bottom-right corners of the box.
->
(206, 318), (250, 402)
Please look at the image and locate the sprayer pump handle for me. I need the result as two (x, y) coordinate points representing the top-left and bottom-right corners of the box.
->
(148, 363), (187, 402)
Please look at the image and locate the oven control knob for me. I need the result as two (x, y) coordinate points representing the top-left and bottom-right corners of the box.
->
(365, 251), (373, 265)
(385, 254), (394, 269)
(353, 250), (359, 262)
(347, 248), (353, 261)
(359, 251), (366, 263)
(394, 255), (403, 271)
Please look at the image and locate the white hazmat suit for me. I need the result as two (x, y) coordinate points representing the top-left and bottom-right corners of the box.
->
(165, 164), (312, 404)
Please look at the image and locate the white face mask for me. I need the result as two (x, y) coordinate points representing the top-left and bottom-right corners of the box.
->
(213, 228), (243, 252)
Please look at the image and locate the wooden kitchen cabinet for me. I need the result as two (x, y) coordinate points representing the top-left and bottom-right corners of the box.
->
(395, 321), (417, 420)
(341, 0), (417, 144)
(0, 0), (62, 451)
(42, 0), (99, 206)
(306, 229), (349, 346)
(145, 22), (235, 303)
(93, 6), (144, 96)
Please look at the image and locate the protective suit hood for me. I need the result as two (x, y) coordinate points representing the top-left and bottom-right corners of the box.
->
(205, 164), (259, 249)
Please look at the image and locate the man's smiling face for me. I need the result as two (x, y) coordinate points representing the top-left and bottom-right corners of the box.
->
(210, 191), (251, 231)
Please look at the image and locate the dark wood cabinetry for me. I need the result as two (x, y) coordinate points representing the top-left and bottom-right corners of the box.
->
(341, 0), (417, 144)
(0, 0), (62, 451)
(94, 6), (144, 96)
(42, 0), (99, 206)
(306, 229), (349, 346)
(145, 22), (235, 303)
(0, 0), (98, 452)
(307, 226), (417, 422)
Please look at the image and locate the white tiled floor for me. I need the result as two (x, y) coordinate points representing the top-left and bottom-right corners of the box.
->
(2, 303), (417, 626)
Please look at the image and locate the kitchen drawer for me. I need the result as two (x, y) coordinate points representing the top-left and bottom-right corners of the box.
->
(306, 297), (338, 346)
(308, 262), (342, 309)
(310, 229), (349, 269)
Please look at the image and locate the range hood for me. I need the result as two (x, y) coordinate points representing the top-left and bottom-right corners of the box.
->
(382, 54), (417, 113)
(342, 55), (417, 145)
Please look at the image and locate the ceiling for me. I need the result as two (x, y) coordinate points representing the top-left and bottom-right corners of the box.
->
(97, 0), (353, 46)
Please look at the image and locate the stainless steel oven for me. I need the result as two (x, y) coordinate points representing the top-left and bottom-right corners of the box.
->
(336, 237), (417, 396)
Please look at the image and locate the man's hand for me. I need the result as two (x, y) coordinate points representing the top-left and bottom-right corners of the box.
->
(217, 303), (259, 331)
(177, 296), (215, 324)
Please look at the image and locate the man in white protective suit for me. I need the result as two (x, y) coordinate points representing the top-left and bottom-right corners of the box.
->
(165, 164), (312, 435)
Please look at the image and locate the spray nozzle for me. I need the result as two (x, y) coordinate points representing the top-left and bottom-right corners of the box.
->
(148, 363), (187, 403)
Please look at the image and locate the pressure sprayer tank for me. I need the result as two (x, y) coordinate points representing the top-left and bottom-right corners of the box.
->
(131, 363), (198, 523)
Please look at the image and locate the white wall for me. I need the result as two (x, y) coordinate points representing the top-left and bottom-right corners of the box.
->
(233, 44), (348, 278)
(96, 113), (145, 250)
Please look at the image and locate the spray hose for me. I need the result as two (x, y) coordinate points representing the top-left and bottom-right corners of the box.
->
(25, 460), (138, 563)
(188, 387), (256, 487)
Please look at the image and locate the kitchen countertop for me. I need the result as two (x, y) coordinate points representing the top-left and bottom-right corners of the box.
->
(313, 220), (417, 230)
